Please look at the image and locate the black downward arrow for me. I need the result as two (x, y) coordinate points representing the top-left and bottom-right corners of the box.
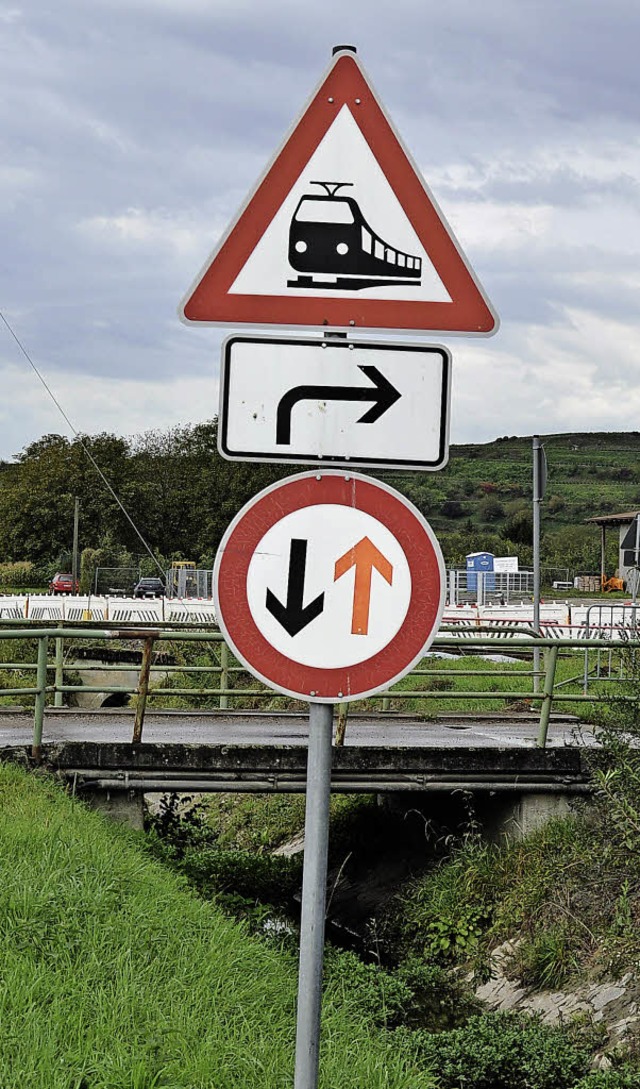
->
(265, 539), (325, 636)
(276, 365), (401, 445)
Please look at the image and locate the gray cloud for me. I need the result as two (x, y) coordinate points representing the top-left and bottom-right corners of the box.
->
(1, 0), (639, 459)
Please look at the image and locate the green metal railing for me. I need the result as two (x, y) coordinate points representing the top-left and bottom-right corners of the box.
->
(0, 623), (636, 758)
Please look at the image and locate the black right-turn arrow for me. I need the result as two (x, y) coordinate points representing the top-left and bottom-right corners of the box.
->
(276, 365), (401, 445)
(265, 539), (325, 636)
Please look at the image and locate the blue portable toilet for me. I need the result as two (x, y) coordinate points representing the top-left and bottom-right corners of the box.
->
(466, 552), (495, 591)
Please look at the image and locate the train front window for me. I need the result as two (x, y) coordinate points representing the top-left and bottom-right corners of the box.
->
(294, 199), (355, 224)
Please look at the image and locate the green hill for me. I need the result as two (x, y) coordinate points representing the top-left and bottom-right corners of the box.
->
(380, 431), (640, 574)
(1, 426), (638, 582)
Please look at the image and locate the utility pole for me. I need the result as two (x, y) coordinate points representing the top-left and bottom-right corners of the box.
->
(533, 437), (546, 693)
(72, 497), (80, 588)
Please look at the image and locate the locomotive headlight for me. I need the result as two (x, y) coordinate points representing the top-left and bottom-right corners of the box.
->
(295, 241), (308, 253)
(336, 242), (349, 255)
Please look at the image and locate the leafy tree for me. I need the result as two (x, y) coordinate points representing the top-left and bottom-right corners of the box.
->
(0, 433), (131, 564)
(478, 496), (505, 522)
(504, 509), (533, 545)
(440, 500), (467, 519)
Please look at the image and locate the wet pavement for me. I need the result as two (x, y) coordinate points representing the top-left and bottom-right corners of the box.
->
(0, 708), (595, 750)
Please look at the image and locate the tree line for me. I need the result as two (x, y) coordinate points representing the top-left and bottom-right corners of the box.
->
(0, 421), (613, 589)
(0, 422), (284, 586)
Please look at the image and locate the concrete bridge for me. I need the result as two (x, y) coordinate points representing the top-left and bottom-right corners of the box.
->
(0, 708), (596, 838)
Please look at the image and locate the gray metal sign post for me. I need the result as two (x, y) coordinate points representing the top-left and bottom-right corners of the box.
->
(294, 702), (334, 1089)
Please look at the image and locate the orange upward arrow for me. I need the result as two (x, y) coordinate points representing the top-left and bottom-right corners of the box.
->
(334, 537), (393, 636)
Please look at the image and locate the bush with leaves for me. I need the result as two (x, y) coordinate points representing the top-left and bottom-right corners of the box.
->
(324, 949), (478, 1032)
(394, 1010), (596, 1089)
(572, 1071), (640, 1089)
(145, 792), (301, 925)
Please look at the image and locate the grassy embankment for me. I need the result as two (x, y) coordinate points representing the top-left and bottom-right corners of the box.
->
(159, 780), (640, 1087)
(4, 732), (640, 1086)
(0, 762), (434, 1089)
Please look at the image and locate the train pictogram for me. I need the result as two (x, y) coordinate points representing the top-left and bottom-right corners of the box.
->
(287, 182), (423, 292)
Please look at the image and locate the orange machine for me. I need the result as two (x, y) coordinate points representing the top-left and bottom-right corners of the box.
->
(601, 574), (625, 592)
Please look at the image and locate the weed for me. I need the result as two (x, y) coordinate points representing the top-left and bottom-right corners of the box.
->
(145, 791), (218, 858)
(425, 906), (486, 962)
(572, 1069), (640, 1088)
(516, 925), (582, 989)
(395, 1010), (596, 1089)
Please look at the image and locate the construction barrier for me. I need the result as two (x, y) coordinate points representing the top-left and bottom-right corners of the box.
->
(2, 594), (640, 641)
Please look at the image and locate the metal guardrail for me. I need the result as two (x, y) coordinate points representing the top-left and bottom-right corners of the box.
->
(0, 624), (636, 758)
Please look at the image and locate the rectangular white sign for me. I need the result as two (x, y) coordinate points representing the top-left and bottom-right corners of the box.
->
(218, 335), (451, 471)
(494, 556), (519, 573)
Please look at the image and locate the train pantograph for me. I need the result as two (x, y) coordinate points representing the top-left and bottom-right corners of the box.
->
(288, 182), (423, 292)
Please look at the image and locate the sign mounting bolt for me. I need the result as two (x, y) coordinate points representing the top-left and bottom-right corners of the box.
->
(328, 97), (334, 103)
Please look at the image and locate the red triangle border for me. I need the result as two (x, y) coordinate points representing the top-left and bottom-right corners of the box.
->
(181, 53), (498, 336)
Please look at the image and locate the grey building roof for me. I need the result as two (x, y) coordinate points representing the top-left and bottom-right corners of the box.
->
(585, 511), (640, 527)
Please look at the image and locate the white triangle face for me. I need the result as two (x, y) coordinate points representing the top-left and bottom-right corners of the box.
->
(229, 106), (452, 303)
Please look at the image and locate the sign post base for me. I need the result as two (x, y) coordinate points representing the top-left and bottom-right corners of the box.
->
(294, 701), (334, 1089)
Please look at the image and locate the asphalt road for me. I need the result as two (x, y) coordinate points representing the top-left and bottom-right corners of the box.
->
(0, 709), (594, 750)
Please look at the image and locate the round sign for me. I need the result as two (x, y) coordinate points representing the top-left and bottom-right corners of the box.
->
(214, 470), (445, 703)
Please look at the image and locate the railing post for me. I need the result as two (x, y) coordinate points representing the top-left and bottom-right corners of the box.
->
(54, 636), (64, 708)
(537, 644), (559, 748)
(219, 641), (229, 710)
(132, 635), (155, 744)
(334, 702), (348, 746)
(32, 635), (49, 761)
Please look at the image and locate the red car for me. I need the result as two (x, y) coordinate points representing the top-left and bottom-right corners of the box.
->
(49, 573), (79, 595)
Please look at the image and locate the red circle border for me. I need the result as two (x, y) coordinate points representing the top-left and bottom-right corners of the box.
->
(214, 472), (444, 701)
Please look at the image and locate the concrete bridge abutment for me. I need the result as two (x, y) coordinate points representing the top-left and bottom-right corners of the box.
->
(381, 788), (578, 844)
(478, 790), (575, 842)
(84, 787), (146, 830)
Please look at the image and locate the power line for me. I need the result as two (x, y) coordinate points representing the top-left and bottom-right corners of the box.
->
(0, 310), (165, 577)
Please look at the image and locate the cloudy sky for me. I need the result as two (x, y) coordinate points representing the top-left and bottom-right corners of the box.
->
(1, 0), (639, 461)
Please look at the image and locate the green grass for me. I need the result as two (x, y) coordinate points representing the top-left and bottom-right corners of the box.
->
(93, 646), (633, 724)
(0, 763), (435, 1089)
(199, 792), (372, 854)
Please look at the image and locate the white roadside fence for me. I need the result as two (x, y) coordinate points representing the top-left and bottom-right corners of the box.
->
(2, 595), (640, 641)
(0, 595), (218, 624)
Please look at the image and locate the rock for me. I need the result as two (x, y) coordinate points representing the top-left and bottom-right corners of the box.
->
(475, 941), (637, 1041)
(273, 831), (305, 857)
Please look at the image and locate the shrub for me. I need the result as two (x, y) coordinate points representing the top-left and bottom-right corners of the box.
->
(181, 846), (300, 911)
(0, 561), (37, 589)
(324, 950), (478, 1032)
(397, 1010), (593, 1089)
(145, 792), (301, 920)
(572, 1071), (640, 1088)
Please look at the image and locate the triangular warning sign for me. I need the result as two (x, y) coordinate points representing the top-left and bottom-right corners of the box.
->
(180, 50), (498, 336)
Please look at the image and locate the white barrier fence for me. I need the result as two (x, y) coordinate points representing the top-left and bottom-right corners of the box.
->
(0, 595), (218, 624)
(3, 595), (640, 642)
